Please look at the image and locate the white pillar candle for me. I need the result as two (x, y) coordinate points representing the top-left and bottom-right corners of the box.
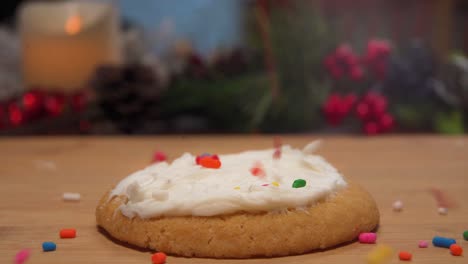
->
(19, 0), (121, 92)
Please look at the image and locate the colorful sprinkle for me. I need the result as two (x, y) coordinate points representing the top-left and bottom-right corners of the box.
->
(273, 137), (282, 159)
(261, 184), (269, 187)
(463, 230), (468, 241)
(199, 157), (221, 169)
(359, 232), (377, 244)
(14, 249), (30, 264)
(292, 179), (306, 188)
(234, 186), (240, 190)
(432, 236), (456, 248)
(152, 151), (167, 163)
(272, 181), (280, 187)
(42, 242), (56, 252)
(438, 207), (448, 215)
(398, 251), (412, 261)
(151, 252), (167, 264)
(63, 192), (81, 201)
(450, 244), (463, 256)
(250, 161), (265, 177)
(418, 240), (429, 248)
(60, 228), (76, 239)
(366, 244), (393, 264)
(392, 200), (403, 212)
(429, 188), (454, 208)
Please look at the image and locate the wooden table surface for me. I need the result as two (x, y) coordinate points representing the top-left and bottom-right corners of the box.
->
(1, 136), (467, 264)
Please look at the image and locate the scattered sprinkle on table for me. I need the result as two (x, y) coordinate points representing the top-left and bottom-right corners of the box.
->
(463, 230), (468, 241)
(418, 240), (429, 248)
(392, 200), (403, 211)
(398, 251), (412, 261)
(432, 236), (456, 248)
(438, 207), (448, 215)
(60, 228), (76, 238)
(366, 244), (393, 264)
(151, 252), (167, 264)
(292, 179), (306, 188)
(62, 192), (81, 201)
(14, 249), (30, 264)
(359, 232), (377, 244)
(450, 244), (463, 256)
(42, 242), (56, 252)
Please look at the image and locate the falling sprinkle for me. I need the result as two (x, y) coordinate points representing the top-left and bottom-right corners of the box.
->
(438, 207), (448, 215)
(273, 136), (282, 159)
(272, 181), (280, 187)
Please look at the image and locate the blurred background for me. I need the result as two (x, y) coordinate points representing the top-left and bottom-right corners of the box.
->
(1, 0), (468, 135)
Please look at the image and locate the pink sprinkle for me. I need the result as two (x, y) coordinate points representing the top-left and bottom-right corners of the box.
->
(261, 184), (269, 186)
(358, 232), (377, 244)
(418, 240), (429, 248)
(152, 151), (167, 163)
(15, 249), (30, 264)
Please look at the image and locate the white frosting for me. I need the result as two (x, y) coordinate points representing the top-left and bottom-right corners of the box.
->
(110, 143), (347, 218)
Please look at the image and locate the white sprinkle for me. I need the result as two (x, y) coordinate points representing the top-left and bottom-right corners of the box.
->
(63, 192), (81, 201)
(392, 200), (403, 211)
(438, 207), (448, 215)
(34, 160), (57, 170)
(302, 140), (322, 154)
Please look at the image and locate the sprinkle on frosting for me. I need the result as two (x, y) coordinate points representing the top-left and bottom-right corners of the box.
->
(292, 179), (307, 188)
(111, 142), (347, 218)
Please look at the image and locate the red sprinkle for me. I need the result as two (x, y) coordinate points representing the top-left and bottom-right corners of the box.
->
(60, 228), (76, 239)
(152, 151), (167, 163)
(199, 157), (221, 169)
(450, 244), (463, 256)
(151, 252), (167, 264)
(250, 161), (265, 177)
(399, 251), (412, 261)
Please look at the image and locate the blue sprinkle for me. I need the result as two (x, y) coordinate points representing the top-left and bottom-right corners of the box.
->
(42, 241), (56, 252)
(432, 236), (456, 248)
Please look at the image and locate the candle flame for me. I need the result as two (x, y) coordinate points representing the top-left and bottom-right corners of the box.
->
(65, 15), (82, 35)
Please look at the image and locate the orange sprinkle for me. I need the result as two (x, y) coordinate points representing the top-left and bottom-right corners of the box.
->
(398, 251), (412, 261)
(65, 15), (82, 35)
(151, 252), (167, 264)
(450, 244), (463, 256)
(60, 228), (76, 238)
(199, 157), (221, 169)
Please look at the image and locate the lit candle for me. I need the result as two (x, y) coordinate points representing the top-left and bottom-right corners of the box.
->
(19, 0), (121, 92)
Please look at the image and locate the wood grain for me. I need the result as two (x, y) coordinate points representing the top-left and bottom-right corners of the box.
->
(0, 135), (467, 264)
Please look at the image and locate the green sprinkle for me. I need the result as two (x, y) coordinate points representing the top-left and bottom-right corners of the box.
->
(463, 230), (468, 241)
(292, 179), (306, 188)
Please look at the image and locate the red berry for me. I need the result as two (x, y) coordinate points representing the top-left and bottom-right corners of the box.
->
(370, 96), (388, 118)
(349, 66), (364, 81)
(44, 93), (66, 117)
(71, 91), (87, 112)
(364, 121), (379, 135)
(343, 94), (357, 111)
(8, 103), (24, 126)
(335, 44), (353, 59)
(152, 151), (167, 163)
(356, 102), (371, 121)
(22, 90), (43, 114)
(329, 66), (344, 79)
(378, 113), (395, 132)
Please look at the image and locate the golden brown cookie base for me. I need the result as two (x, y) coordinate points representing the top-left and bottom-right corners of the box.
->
(96, 180), (379, 258)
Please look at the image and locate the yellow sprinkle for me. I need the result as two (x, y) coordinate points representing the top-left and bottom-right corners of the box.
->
(367, 244), (393, 264)
(234, 186), (240, 190)
(272, 181), (279, 187)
